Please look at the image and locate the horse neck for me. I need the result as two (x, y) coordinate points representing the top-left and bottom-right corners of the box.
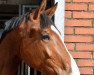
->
(0, 30), (21, 75)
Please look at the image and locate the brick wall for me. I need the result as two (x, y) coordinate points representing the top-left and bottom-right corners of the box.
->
(65, 0), (94, 75)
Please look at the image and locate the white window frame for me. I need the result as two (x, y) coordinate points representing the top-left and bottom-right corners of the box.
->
(55, 0), (65, 39)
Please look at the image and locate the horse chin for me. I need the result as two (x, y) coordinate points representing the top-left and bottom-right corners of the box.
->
(43, 69), (69, 75)
(42, 66), (70, 75)
(54, 67), (70, 75)
(57, 70), (70, 75)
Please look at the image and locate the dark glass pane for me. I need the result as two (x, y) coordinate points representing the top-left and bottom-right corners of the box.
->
(30, 68), (34, 75)
(0, 0), (54, 6)
(37, 71), (41, 75)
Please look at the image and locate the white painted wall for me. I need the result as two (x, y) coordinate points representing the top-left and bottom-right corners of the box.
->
(55, 0), (65, 39)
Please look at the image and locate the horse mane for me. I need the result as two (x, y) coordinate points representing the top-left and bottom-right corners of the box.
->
(0, 11), (60, 43)
(0, 12), (29, 42)
(0, 11), (53, 42)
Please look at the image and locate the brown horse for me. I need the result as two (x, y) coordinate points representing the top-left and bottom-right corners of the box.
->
(0, 0), (80, 75)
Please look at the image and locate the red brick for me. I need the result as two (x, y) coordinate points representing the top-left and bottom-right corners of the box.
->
(79, 68), (93, 74)
(65, 20), (92, 27)
(73, 12), (94, 18)
(70, 52), (91, 58)
(65, 0), (72, 2)
(65, 43), (75, 50)
(77, 60), (94, 67)
(76, 44), (94, 51)
(89, 4), (94, 10)
(73, 0), (94, 2)
(65, 4), (87, 11)
(64, 35), (93, 43)
(65, 11), (72, 18)
(75, 28), (94, 35)
(92, 52), (94, 58)
(65, 28), (74, 34)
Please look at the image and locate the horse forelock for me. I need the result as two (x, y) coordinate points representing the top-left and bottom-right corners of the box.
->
(40, 12), (54, 29)
(40, 12), (61, 35)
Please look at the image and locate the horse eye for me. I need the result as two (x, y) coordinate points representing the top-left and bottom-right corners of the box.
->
(42, 33), (50, 41)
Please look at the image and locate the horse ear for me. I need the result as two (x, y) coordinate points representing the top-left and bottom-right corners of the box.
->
(46, 3), (58, 19)
(32, 0), (46, 20)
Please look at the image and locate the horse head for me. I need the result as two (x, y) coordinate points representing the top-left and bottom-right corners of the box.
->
(18, 0), (77, 75)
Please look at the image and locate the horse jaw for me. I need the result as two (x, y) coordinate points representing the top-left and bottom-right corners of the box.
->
(51, 25), (80, 75)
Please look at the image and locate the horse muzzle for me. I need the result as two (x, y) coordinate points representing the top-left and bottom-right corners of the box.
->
(55, 67), (69, 75)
